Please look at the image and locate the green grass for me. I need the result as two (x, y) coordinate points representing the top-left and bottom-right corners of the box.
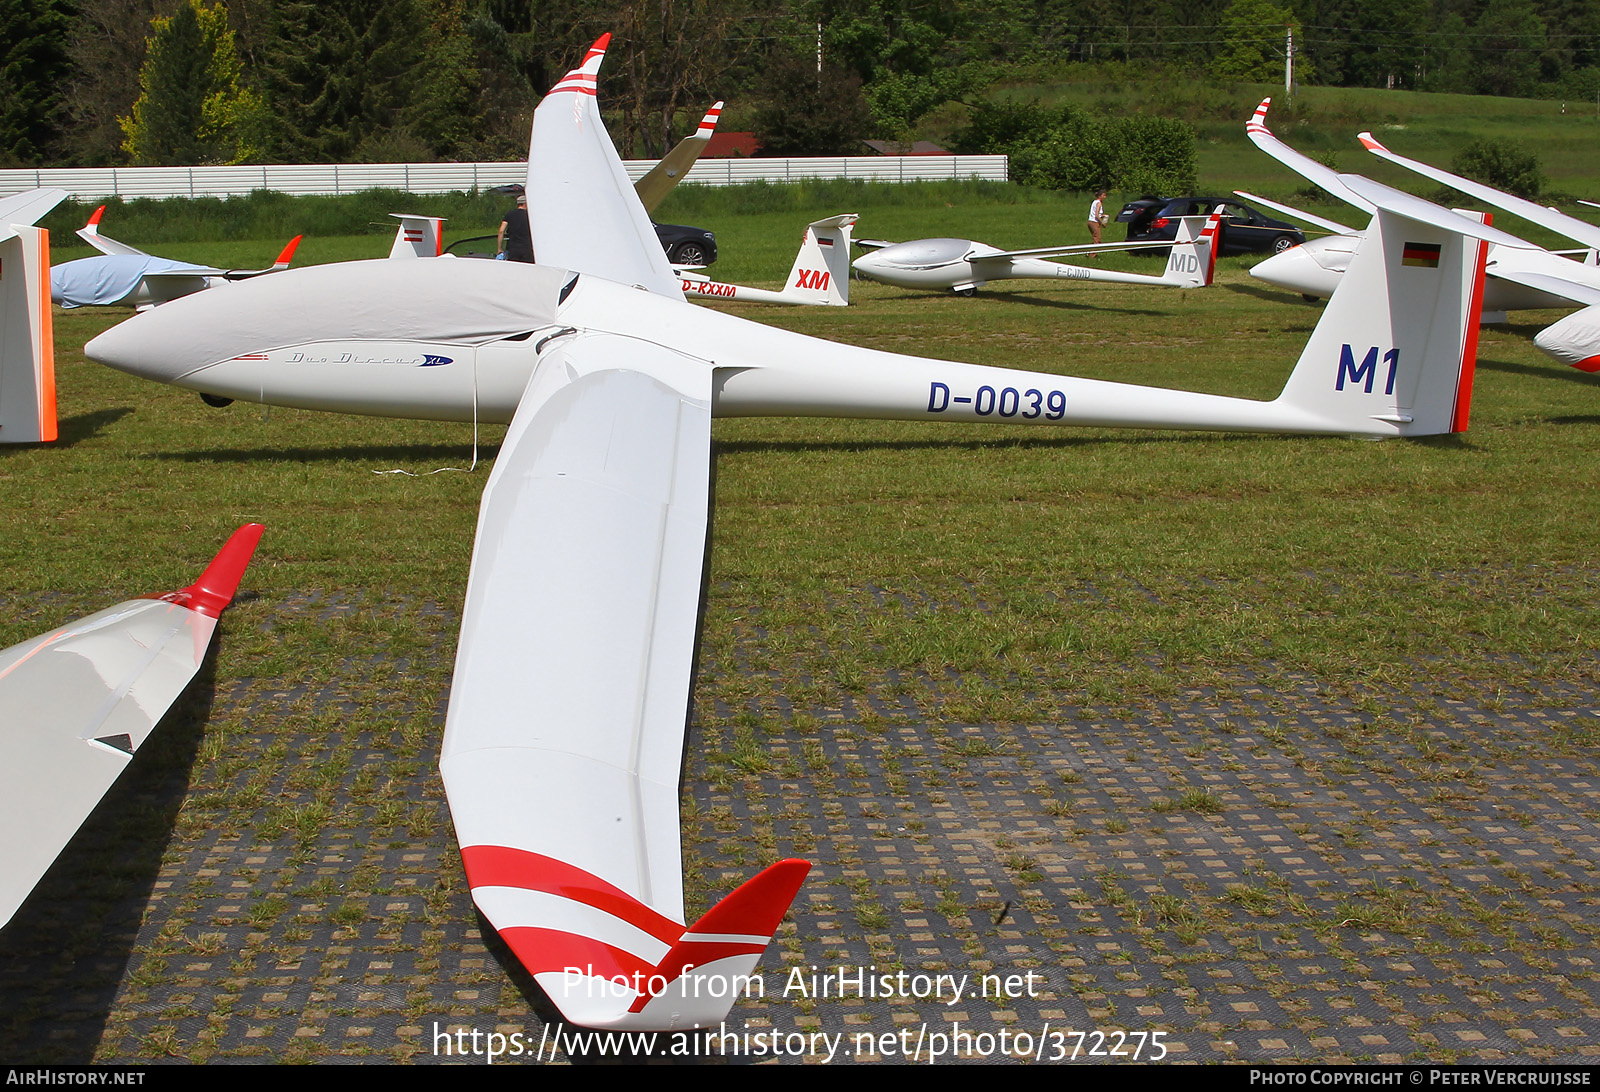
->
(7, 186), (1600, 1062)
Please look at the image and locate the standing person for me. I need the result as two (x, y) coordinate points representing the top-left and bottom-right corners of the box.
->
(1088, 189), (1109, 248)
(498, 193), (534, 262)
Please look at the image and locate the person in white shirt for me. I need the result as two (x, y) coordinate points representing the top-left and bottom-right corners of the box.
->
(1088, 189), (1109, 246)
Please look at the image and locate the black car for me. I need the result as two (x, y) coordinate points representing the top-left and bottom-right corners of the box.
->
(1115, 196), (1304, 256)
(478, 183), (717, 265)
(654, 222), (717, 266)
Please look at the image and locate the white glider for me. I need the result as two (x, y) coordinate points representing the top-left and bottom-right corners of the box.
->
(52, 205), (302, 310)
(0, 187), (66, 443)
(0, 523), (263, 929)
(86, 36), (1515, 1030)
(850, 212), (1221, 296)
(1245, 100), (1598, 321)
(679, 214), (856, 305)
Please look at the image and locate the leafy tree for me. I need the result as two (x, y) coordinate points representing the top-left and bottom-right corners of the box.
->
(120, 0), (267, 165)
(1452, 138), (1544, 197)
(1472, 0), (1548, 96)
(0, 0), (71, 164)
(1212, 0), (1301, 83)
(957, 100), (1195, 193)
(752, 51), (876, 156)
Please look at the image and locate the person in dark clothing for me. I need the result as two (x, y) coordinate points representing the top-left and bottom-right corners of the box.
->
(498, 195), (534, 262)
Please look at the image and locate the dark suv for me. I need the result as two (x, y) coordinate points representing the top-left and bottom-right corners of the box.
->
(1116, 197), (1304, 256)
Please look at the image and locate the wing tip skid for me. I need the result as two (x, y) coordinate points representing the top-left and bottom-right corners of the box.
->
(152, 523), (264, 619)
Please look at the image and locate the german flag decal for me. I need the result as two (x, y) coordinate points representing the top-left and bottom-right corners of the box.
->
(1402, 242), (1442, 268)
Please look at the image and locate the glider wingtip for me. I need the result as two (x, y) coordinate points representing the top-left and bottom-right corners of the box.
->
(691, 857), (812, 938)
(1358, 132), (1385, 152)
(589, 31), (611, 54)
(277, 235), (303, 265)
(182, 523), (265, 619)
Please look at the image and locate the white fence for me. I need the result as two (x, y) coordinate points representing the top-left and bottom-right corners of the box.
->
(0, 155), (1007, 201)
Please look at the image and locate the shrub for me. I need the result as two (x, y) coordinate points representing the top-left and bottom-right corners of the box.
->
(1451, 139), (1544, 199)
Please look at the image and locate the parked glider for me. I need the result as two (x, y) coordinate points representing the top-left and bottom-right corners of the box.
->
(850, 212), (1221, 295)
(0, 187), (67, 443)
(1245, 99), (1598, 322)
(51, 206), (302, 310)
(87, 37), (1518, 1030)
(0, 523), (262, 929)
(679, 214), (856, 305)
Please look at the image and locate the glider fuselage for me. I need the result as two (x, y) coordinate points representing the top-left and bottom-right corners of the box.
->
(87, 259), (1357, 436)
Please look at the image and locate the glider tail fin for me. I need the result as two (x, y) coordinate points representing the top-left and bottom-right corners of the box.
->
(0, 224), (56, 443)
(778, 214), (858, 305)
(1162, 211), (1222, 287)
(1274, 188), (1494, 437)
(388, 215), (445, 259)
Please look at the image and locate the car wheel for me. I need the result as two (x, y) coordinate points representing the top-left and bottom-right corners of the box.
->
(1272, 234), (1299, 254)
(671, 242), (708, 265)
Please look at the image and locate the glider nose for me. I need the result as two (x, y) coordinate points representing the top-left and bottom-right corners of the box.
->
(86, 308), (214, 383)
(1250, 241), (1343, 297)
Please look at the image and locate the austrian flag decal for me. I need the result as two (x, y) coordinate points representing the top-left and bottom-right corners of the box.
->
(1401, 241), (1442, 268)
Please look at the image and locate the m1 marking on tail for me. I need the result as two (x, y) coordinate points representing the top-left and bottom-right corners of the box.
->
(1336, 345), (1399, 395)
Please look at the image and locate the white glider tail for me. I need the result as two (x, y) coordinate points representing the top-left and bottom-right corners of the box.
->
(0, 523), (263, 928)
(0, 188), (67, 443)
(680, 214), (857, 305)
(389, 215), (445, 258)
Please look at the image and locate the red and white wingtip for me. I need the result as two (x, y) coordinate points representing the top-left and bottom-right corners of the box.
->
(549, 33), (610, 96)
(82, 205), (105, 234)
(147, 523), (264, 619)
(274, 235), (303, 269)
(696, 101), (725, 137)
(462, 844), (809, 1029)
(1248, 97), (1272, 134)
(1357, 131), (1385, 153)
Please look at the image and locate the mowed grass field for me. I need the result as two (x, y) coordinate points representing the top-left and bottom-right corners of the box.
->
(4, 186), (1600, 1062)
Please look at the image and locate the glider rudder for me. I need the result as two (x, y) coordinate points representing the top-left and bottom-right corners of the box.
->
(0, 224), (56, 442)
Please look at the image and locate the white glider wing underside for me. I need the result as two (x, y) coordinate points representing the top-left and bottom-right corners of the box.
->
(0, 188), (67, 244)
(1359, 132), (1600, 252)
(526, 37), (684, 300)
(0, 524), (262, 928)
(440, 334), (756, 1027)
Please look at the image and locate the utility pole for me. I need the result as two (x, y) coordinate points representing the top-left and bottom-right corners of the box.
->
(1285, 26), (1294, 100)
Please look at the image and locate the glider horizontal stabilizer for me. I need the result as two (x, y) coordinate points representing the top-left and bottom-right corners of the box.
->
(0, 523), (263, 928)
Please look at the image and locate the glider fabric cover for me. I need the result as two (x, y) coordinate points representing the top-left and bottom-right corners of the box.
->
(52, 254), (209, 308)
(89, 259), (572, 374)
(0, 523), (263, 927)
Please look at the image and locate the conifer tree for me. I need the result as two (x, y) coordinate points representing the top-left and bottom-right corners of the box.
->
(0, 0), (71, 164)
(120, 0), (266, 165)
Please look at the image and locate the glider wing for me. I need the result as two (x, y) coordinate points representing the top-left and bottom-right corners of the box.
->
(0, 524), (263, 927)
(439, 333), (805, 1028)
(526, 36), (684, 300)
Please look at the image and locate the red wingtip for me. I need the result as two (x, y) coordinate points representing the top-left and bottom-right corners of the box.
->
(275, 235), (303, 266)
(1357, 132), (1384, 152)
(590, 32), (611, 54)
(176, 523), (264, 619)
(85, 205), (105, 230)
(691, 858), (811, 938)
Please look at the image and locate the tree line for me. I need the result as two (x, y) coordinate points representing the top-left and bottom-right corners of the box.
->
(3, 0), (1596, 169)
